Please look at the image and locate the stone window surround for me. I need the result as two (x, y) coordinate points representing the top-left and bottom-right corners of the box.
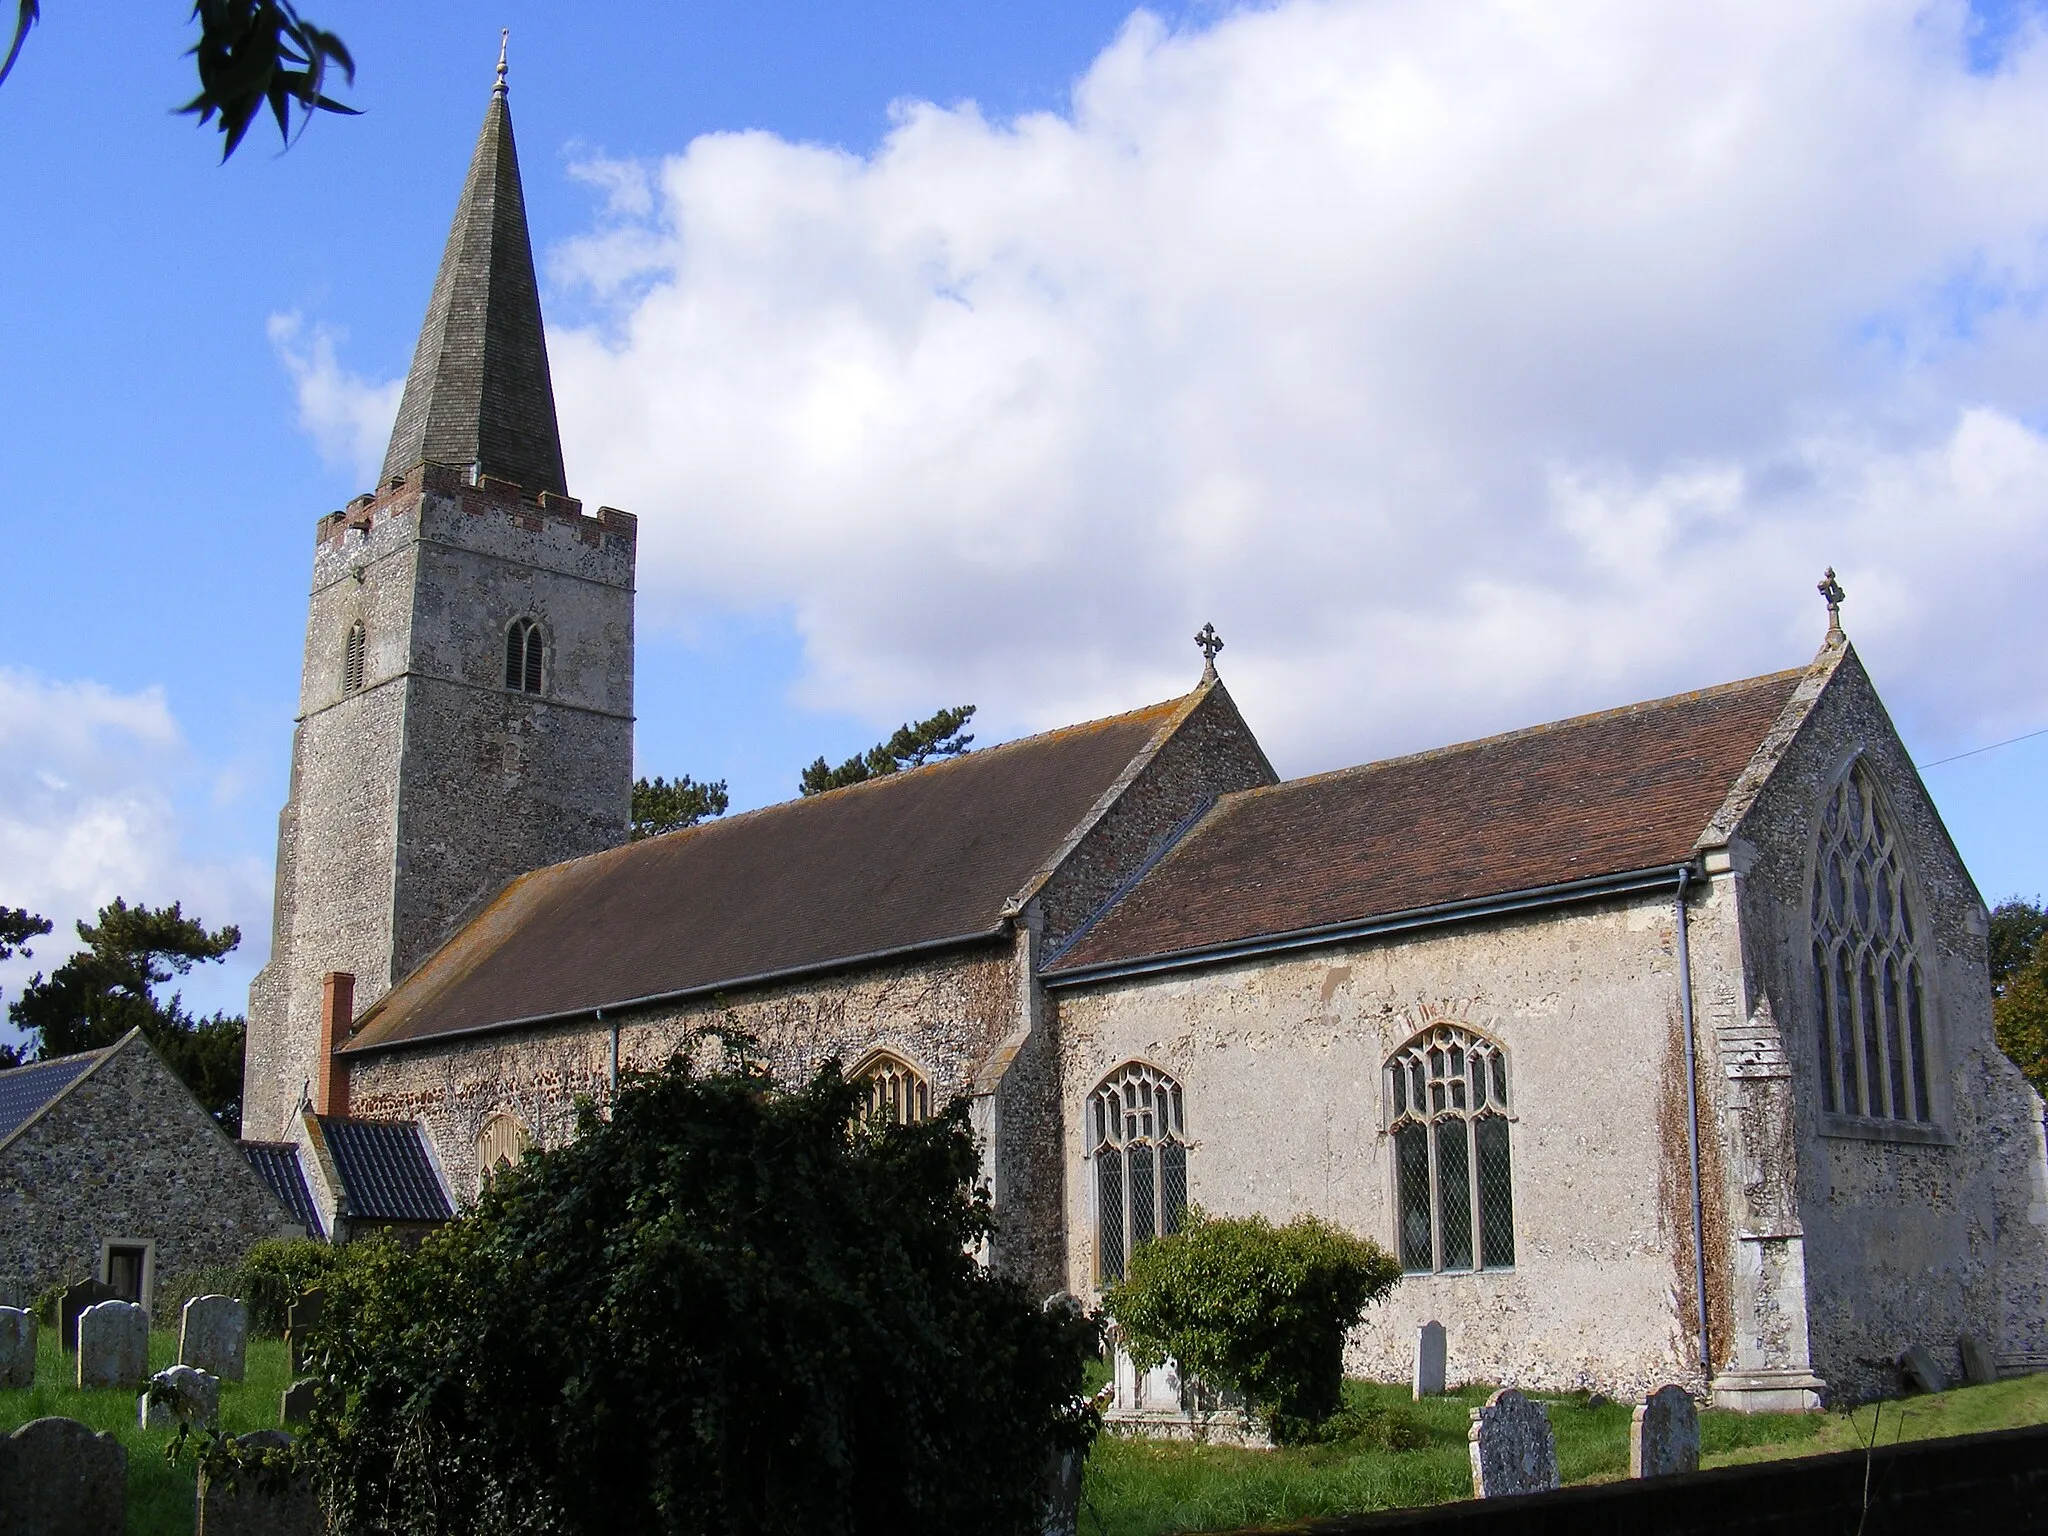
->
(503, 615), (548, 696)
(851, 1047), (934, 1125)
(1088, 1060), (1189, 1286)
(97, 1236), (155, 1313)
(1383, 1021), (1516, 1276)
(474, 1110), (533, 1195)
(1803, 746), (1954, 1147)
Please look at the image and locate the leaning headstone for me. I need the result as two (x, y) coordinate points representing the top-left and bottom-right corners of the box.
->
(140, 1365), (220, 1430)
(76, 1301), (148, 1390)
(0, 1416), (127, 1536)
(179, 1296), (247, 1382)
(197, 1429), (322, 1536)
(1898, 1342), (1947, 1394)
(58, 1280), (120, 1352)
(1959, 1334), (2000, 1387)
(1413, 1320), (1448, 1399)
(279, 1378), (320, 1426)
(285, 1288), (325, 1375)
(0, 1307), (36, 1388)
(1630, 1385), (1699, 1478)
(1469, 1388), (1559, 1498)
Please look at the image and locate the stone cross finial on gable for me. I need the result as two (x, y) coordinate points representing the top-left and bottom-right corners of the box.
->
(1194, 622), (1224, 682)
(495, 30), (509, 95)
(1817, 567), (1845, 638)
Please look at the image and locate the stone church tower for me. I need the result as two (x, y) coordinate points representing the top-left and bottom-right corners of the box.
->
(242, 58), (637, 1141)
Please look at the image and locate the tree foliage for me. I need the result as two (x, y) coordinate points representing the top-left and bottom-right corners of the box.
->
(1105, 1211), (1401, 1444)
(6, 898), (247, 1132)
(0, 905), (51, 963)
(1993, 897), (2048, 1100)
(1, 0), (357, 160)
(291, 1041), (1100, 1534)
(800, 705), (976, 797)
(630, 774), (730, 840)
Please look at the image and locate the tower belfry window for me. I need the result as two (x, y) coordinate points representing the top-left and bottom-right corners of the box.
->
(342, 622), (366, 694)
(505, 619), (544, 694)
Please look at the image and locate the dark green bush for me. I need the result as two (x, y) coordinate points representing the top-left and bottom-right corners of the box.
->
(1105, 1211), (1402, 1443)
(237, 1237), (351, 1335)
(154, 1265), (241, 1326)
(293, 1041), (1101, 1535)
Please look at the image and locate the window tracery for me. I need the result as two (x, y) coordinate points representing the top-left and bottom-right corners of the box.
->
(854, 1051), (932, 1125)
(504, 618), (544, 694)
(1386, 1024), (1514, 1274)
(1089, 1062), (1188, 1284)
(475, 1112), (531, 1193)
(342, 621), (366, 695)
(1811, 760), (1931, 1124)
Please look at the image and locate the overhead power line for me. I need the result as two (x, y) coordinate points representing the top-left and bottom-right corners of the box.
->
(1917, 725), (2048, 771)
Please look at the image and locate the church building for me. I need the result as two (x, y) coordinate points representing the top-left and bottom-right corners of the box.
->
(243, 61), (2048, 1410)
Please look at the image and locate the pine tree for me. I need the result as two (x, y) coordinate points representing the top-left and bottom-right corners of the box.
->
(800, 706), (976, 796)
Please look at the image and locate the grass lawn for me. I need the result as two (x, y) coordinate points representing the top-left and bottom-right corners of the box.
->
(0, 1327), (294, 1536)
(1078, 1374), (2048, 1536)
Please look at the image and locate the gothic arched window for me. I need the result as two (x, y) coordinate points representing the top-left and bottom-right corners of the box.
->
(475, 1112), (531, 1194)
(1386, 1024), (1514, 1274)
(1811, 760), (1931, 1123)
(504, 618), (544, 694)
(342, 621), (366, 695)
(1090, 1062), (1188, 1284)
(854, 1051), (932, 1124)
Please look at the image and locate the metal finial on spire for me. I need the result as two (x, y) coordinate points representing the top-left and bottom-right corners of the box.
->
(495, 29), (509, 95)
(1817, 567), (1846, 638)
(1194, 622), (1224, 682)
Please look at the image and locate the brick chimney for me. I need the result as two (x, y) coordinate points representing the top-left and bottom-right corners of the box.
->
(315, 971), (355, 1118)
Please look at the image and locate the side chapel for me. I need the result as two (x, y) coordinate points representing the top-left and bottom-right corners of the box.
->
(242, 61), (2048, 1409)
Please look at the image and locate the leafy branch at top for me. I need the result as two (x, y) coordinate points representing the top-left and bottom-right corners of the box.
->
(801, 706), (977, 797)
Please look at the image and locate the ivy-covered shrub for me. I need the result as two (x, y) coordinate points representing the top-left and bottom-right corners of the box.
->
(154, 1265), (241, 1325)
(236, 1236), (352, 1335)
(292, 1041), (1101, 1535)
(1105, 1211), (1402, 1443)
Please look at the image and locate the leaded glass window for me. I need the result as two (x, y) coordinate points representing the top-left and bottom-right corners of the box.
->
(855, 1051), (932, 1124)
(1811, 761), (1932, 1123)
(1386, 1024), (1513, 1273)
(1090, 1062), (1188, 1283)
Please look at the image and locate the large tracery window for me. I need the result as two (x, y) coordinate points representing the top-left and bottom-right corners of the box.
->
(504, 618), (544, 694)
(1387, 1024), (1514, 1274)
(1091, 1063), (1188, 1284)
(475, 1112), (531, 1195)
(855, 1051), (932, 1125)
(1811, 760), (1932, 1125)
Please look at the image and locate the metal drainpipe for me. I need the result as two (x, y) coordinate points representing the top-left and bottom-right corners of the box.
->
(604, 1008), (618, 1095)
(1675, 865), (1712, 1382)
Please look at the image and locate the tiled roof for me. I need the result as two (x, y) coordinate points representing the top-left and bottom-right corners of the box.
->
(346, 694), (1193, 1052)
(241, 1141), (325, 1237)
(0, 1047), (108, 1147)
(1048, 668), (1806, 976)
(317, 1117), (453, 1223)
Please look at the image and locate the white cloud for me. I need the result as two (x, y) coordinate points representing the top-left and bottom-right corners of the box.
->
(527, 0), (2048, 770)
(0, 670), (268, 1039)
(268, 313), (404, 487)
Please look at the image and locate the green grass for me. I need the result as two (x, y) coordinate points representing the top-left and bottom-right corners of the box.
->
(0, 1327), (294, 1536)
(1079, 1375), (2046, 1536)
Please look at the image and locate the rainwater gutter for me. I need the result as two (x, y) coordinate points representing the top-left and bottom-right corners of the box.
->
(1675, 863), (1712, 1383)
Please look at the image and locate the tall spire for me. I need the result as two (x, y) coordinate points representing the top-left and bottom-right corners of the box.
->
(379, 41), (567, 497)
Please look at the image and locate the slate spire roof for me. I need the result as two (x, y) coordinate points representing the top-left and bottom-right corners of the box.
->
(379, 55), (568, 497)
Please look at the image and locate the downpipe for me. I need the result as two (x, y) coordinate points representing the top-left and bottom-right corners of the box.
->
(1676, 865), (1712, 1383)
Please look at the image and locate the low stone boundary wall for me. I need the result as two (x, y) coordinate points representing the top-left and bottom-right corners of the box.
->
(1205, 1422), (2048, 1534)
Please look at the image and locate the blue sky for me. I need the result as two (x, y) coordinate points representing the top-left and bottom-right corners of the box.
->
(3, 1), (2047, 1032)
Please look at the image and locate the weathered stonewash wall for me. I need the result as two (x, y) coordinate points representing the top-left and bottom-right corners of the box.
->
(1731, 646), (2048, 1401)
(345, 935), (1076, 1289)
(0, 1038), (300, 1305)
(1053, 893), (1723, 1399)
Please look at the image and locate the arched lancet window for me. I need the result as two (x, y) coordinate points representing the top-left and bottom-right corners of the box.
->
(854, 1051), (932, 1125)
(342, 621), (366, 695)
(475, 1112), (532, 1193)
(1811, 760), (1931, 1123)
(1386, 1024), (1514, 1274)
(504, 618), (544, 694)
(1090, 1062), (1187, 1284)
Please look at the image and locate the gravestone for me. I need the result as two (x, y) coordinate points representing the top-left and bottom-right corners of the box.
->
(197, 1429), (322, 1536)
(279, 1378), (320, 1426)
(179, 1295), (248, 1382)
(75, 1301), (148, 1390)
(140, 1365), (220, 1430)
(1959, 1334), (1999, 1387)
(1413, 1320), (1447, 1399)
(0, 1307), (35, 1388)
(0, 1278), (24, 1310)
(286, 1288), (325, 1375)
(1468, 1388), (1559, 1498)
(1629, 1385), (1699, 1478)
(1038, 1446), (1082, 1536)
(1898, 1342), (1946, 1394)
(0, 1416), (126, 1536)
(58, 1280), (120, 1351)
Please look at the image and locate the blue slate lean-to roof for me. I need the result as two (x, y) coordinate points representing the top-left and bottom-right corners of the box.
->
(241, 1141), (326, 1237)
(0, 1048), (107, 1147)
(317, 1117), (454, 1223)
